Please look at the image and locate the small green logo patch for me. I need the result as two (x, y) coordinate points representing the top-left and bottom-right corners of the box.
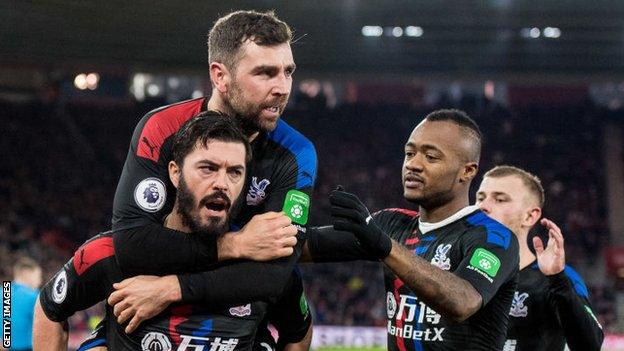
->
(283, 190), (310, 225)
(469, 248), (501, 277)
(300, 292), (309, 316)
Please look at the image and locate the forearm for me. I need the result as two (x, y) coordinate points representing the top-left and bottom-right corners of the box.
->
(305, 226), (378, 263)
(383, 240), (482, 322)
(548, 273), (603, 351)
(282, 325), (313, 351)
(113, 225), (219, 276)
(33, 298), (68, 351)
(178, 243), (302, 306)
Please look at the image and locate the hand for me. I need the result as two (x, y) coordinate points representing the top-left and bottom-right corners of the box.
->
(533, 218), (565, 276)
(107, 275), (181, 333)
(329, 187), (392, 259)
(218, 211), (298, 261)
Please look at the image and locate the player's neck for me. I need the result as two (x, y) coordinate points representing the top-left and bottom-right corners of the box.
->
(518, 233), (536, 269)
(207, 92), (260, 142)
(164, 210), (192, 233)
(419, 192), (470, 223)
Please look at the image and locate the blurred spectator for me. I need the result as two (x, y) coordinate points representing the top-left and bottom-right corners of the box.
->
(9, 257), (42, 351)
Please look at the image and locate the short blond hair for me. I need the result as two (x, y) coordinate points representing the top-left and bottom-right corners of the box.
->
(484, 165), (545, 207)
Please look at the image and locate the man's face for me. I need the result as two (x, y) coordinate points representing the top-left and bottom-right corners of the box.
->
(476, 175), (530, 235)
(402, 120), (471, 208)
(175, 140), (247, 236)
(226, 41), (295, 132)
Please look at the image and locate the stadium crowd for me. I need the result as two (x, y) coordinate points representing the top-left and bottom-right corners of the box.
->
(0, 85), (620, 338)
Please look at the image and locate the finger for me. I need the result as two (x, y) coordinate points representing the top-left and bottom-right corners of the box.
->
(117, 306), (135, 325)
(541, 218), (562, 235)
(113, 299), (129, 317)
(550, 229), (564, 250)
(533, 236), (545, 255)
(281, 235), (298, 248)
(125, 314), (143, 334)
(278, 225), (298, 238)
(270, 214), (293, 229)
(261, 211), (283, 219)
(329, 191), (361, 208)
(333, 219), (360, 234)
(331, 206), (364, 222)
(113, 277), (135, 290)
(275, 247), (294, 258)
(107, 290), (125, 306)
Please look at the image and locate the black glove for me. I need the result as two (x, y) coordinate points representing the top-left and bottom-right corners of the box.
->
(329, 187), (392, 259)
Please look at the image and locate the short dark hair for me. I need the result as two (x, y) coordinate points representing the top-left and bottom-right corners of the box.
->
(425, 109), (482, 162)
(172, 111), (252, 167)
(484, 165), (545, 207)
(208, 10), (292, 70)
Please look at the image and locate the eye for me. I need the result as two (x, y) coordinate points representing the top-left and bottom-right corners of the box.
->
(285, 68), (295, 78)
(228, 169), (244, 181)
(425, 154), (439, 161)
(199, 165), (218, 173)
(495, 197), (507, 203)
(405, 150), (415, 158)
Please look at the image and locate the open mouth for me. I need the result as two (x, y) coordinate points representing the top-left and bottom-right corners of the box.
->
(204, 198), (229, 212)
(264, 106), (279, 113)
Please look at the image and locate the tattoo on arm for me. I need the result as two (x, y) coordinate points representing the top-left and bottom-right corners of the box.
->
(383, 240), (482, 322)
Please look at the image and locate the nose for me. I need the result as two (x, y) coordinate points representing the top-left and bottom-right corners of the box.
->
(213, 170), (229, 192)
(478, 199), (491, 214)
(272, 72), (291, 96)
(404, 154), (424, 173)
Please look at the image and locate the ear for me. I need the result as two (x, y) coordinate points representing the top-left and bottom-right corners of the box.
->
(459, 162), (479, 183)
(169, 161), (181, 188)
(523, 206), (541, 228)
(209, 62), (231, 94)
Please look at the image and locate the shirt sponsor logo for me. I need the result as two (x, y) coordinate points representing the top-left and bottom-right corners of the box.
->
(387, 293), (445, 342)
(246, 177), (271, 206)
(430, 244), (452, 270)
(509, 291), (529, 317)
(134, 177), (166, 213)
(468, 248), (501, 279)
(141, 331), (172, 351)
(52, 270), (68, 304)
(229, 303), (251, 317)
(386, 292), (397, 319)
(178, 336), (239, 351)
(283, 190), (310, 225)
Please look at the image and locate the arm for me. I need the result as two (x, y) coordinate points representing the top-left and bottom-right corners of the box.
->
(383, 240), (482, 322)
(329, 189), (518, 322)
(534, 218), (603, 350)
(547, 272), (603, 351)
(283, 326), (313, 351)
(303, 225), (379, 263)
(115, 215), (297, 276)
(33, 297), (68, 351)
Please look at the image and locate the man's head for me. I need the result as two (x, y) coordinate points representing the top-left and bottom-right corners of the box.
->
(476, 165), (544, 237)
(169, 111), (251, 237)
(208, 10), (295, 133)
(402, 109), (482, 209)
(13, 257), (42, 289)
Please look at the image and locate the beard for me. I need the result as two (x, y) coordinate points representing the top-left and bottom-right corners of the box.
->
(175, 175), (242, 237)
(404, 172), (458, 210)
(225, 79), (288, 134)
